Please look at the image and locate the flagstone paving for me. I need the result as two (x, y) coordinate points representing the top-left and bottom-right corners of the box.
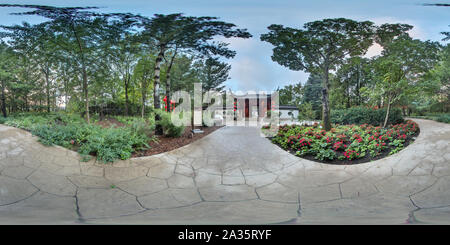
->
(0, 118), (449, 224)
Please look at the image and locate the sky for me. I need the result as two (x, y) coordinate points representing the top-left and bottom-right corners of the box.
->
(0, 0), (448, 92)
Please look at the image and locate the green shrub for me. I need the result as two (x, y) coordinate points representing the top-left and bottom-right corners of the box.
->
(0, 116), (6, 124)
(155, 110), (185, 137)
(331, 107), (403, 126)
(3, 112), (157, 163)
(1, 112), (84, 130)
(129, 120), (155, 136)
(32, 124), (80, 147)
(436, 114), (450, 124)
(4, 115), (48, 130)
(298, 102), (316, 120)
(78, 127), (146, 162)
(32, 123), (150, 163)
(409, 113), (450, 124)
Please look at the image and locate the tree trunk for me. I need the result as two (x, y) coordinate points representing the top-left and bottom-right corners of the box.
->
(64, 79), (69, 111)
(383, 96), (392, 128)
(141, 67), (150, 118)
(153, 46), (165, 135)
(1, 80), (6, 118)
(165, 48), (177, 112)
(346, 80), (350, 109)
(45, 66), (51, 113)
(72, 22), (90, 124)
(82, 65), (90, 124)
(322, 67), (332, 131)
(124, 74), (129, 116)
(356, 63), (361, 106)
(141, 89), (146, 118)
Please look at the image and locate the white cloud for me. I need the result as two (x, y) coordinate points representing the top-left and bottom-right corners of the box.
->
(364, 43), (383, 58)
(369, 16), (427, 40)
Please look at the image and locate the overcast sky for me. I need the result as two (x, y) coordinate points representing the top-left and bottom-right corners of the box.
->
(0, 0), (448, 92)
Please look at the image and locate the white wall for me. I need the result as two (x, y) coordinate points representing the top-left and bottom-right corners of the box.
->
(279, 109), (299, 119)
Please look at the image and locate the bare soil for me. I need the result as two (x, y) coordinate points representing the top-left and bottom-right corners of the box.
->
(132, 126), (223, 157)
(95, 117), (223, 157)
(95, 117), (125, 128)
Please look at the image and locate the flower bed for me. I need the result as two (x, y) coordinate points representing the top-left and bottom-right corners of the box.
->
(265, 120), (419, 164)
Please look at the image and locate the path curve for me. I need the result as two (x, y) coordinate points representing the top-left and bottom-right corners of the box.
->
(0, 118), (449, 224)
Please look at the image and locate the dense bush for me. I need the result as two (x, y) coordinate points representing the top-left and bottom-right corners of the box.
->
(1, 111), (190, 162)
(155, 110), (185, 137)
(297, 102), (317, 120)
(3, 114), (53, 130)
(436, 114), (450, 123)
(411, 113), (450, 124)
(267, 120), (419, 162)
(0, 112), (85, 130)
(2, 112), (153, 163)
(331, 107), (403, 126)
(32, 123), (149, 163)
(113, 116), (155, 136)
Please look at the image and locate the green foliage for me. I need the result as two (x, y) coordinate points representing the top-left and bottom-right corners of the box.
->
(113, 116), (155, 135)
(0, 116), (6, 124)
(412, 113), (450, 124)
(2, 112), (84, 130)
(196, 57), (230, 93)
(77, 126), (149, 163)
(298, 102), (316, 121)
(315, 148), (336, 161)
(437, 114), (450, 123)
(32, 123), (149, 163)
(267, 120), (418, 162)
(277, 83), (302, 107)
(4, 114), (52, 130)
(261, 19), (375, 130)
(302, 74), (323, 118)
(4, 112), (152, 163)
(331, 107), (403, 126)
(155, 110), (185, 137)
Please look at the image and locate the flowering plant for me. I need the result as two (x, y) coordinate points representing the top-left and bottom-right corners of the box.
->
(268, 120), (419, 162)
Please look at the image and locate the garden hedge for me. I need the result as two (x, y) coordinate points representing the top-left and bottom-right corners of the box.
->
(331, 107), (403, 126)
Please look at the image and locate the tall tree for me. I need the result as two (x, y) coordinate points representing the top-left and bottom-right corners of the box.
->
(1, 22), (42, 112)
(368, 36), (441, 127)
(261, 18), (374, 130)
(0, 42), (16, 117)
(196, 57), (230, 93)
(133, 55), (155, 118)
(276, 83), (303, 107)
(302, 74), (323, 118)
(0, 4), (131, 123)
(138, 13), (251, 134)
(108, 34), (141, 116)
(332, 57), (372, 108)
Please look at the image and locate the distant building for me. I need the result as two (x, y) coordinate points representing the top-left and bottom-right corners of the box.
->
(229, 91), (272, 118)
(278, 105), (299, 120)
(227, 91), (299, 120)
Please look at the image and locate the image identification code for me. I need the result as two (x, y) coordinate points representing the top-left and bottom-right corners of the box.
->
(178, 229), (271, 242)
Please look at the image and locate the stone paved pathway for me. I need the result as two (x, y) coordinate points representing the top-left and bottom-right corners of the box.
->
(0, 119), (449, 224)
